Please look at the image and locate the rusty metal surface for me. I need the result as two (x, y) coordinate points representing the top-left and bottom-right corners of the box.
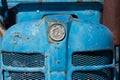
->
(103, 0), (120, 45)
(0, 22), (6, 36)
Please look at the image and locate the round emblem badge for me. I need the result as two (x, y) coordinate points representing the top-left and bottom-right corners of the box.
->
(49, 24), (66, 41)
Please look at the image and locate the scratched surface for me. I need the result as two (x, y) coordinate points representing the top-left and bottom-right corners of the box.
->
(1, 14), (114, 80)
(0, 0), (116, 80)
(2, 2), (103, 29)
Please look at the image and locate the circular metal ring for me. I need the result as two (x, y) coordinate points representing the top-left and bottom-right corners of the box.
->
(49, 23), (66, 41)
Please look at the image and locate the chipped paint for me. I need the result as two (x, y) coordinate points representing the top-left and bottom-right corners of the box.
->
(34, 19), (44, 28)
(1, 15), (114, 79)
(0, 0), (115, 80)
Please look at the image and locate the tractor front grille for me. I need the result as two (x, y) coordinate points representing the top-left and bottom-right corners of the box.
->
(6, 72), (45, 80)
(72, 51), (113, 66)
(2, 52), (45, 67)
(72, 69), (113, 80)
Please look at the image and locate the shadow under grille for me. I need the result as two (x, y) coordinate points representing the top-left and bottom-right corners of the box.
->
(7, 72), (45, 80)
(72, 51), (113, 66)
(2, 52), (45, 67)
(72, 69), (113, 80)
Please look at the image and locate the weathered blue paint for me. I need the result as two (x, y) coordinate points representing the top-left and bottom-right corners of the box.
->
(0, 0), (103, 24)
(71, 64), (115, 71)
(1, 14), (115, 80)
(0, 0), (104, 6)
(0, 0), (117, 80)
(2, 15), (113, 52)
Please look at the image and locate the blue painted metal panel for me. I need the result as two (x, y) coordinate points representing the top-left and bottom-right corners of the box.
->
(0, 0), (116, 80)
(0, 1), (103, 24)
(2, 14), (113, 52)
(0, 0), (103, 10)
(67, 18), (114, 80)
(1, 14), (114, 80)
(2, 19), (48, 53)
(4, 2), (103, 24)
(68, 19), (113, 52)
(0, 0), (104, 4)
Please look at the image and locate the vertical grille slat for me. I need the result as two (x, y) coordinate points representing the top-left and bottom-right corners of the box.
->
(2, 52), (45, 67)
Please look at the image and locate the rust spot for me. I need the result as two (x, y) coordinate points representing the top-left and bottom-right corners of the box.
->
(45, 55), (48, 58)
(77, 0), (83, 2)
(14, 34), (22, 38)
(56, 42), (60, 44)
(14, 32), (19, 34)
(39, 0), (42, 2)
(56, 60), (60, 64)
(35, 24), (40, 28)
(87, 78), (93, 80)
(64, 71), (67, 75)
(27, 37), (30, 40)
(74, 18), (79, 22)
(14, 41), (17, 45)
(80, 68), (84, 71)
(49, 40), (54, 44)
(0, 23), (6, 36)
(35, 20), (44, 28)
(0, 29), (5, 36)
(45, 17), (60, 23)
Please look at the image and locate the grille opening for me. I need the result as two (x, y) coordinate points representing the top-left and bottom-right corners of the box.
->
(2, 52), (45, 67)
(72, 50), (113, 66)
(5, 71), (45, 80)
(72, 69), (114, 80)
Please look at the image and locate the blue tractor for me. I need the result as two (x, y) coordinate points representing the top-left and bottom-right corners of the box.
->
(0, 0), (118, 80)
